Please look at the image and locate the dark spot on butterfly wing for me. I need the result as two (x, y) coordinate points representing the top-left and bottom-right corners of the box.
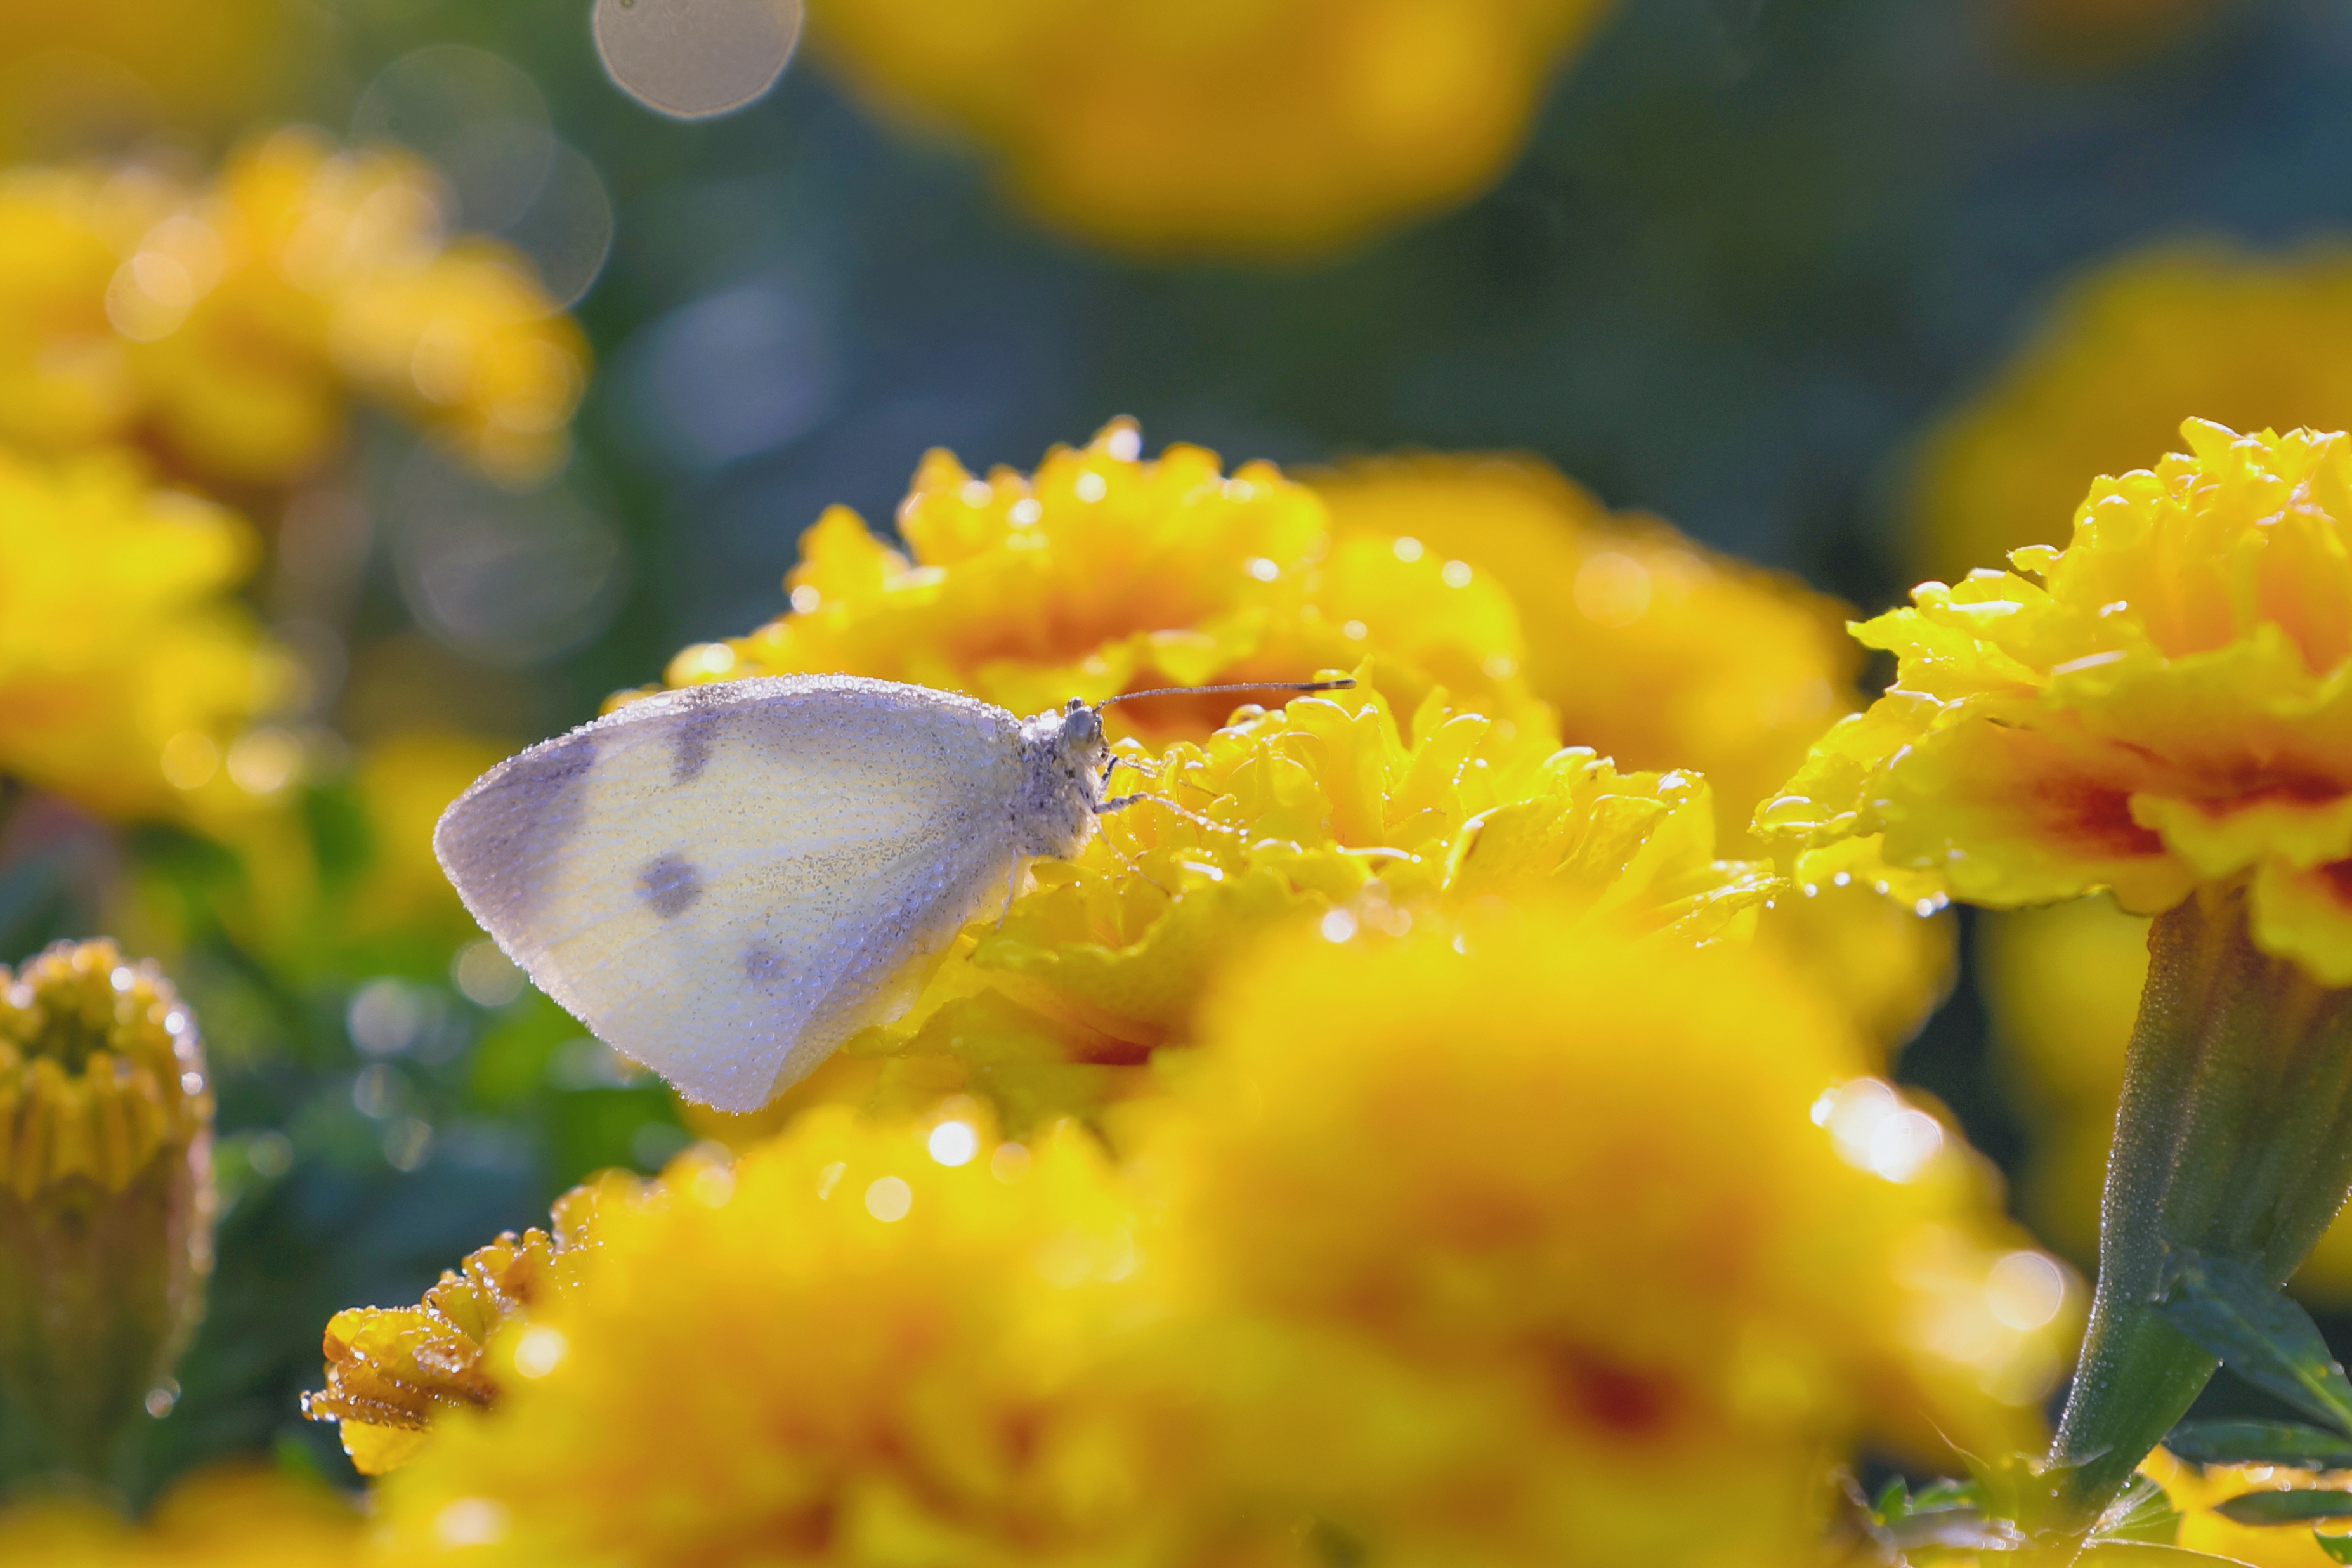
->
(668, 684), (735, 784)
(638, 852), (702, 918)
(437, 732), (599, 927)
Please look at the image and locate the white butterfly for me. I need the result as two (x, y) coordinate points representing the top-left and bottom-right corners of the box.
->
(434, 673), (1349, 1112)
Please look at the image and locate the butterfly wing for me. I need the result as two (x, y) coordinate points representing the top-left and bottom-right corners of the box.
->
(435, 675), (1029, 1111)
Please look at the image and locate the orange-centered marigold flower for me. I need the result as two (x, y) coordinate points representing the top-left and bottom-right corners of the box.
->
(806, 0), (1618, 257)
(1763, 419), (2352, 987)
(657, 421), (1552, 747)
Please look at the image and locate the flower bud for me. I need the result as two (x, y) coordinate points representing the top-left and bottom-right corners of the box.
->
(0, 939), (214, 1480)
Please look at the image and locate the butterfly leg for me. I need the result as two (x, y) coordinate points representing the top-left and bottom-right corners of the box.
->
(1101, 753), (1160, 788)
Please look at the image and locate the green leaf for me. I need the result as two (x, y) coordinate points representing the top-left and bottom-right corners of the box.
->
(2315, 1531), (2352, 1564)
(2158, 1251), (2352, 1435)
(2167, 1419), (2352, 1468)
(2211, 1491), (2352, 1525)
(2102, 1471), (2181, 1545)
(1910, 1477), (1980, 1513)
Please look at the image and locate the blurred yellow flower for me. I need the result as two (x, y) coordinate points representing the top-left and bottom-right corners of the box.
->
(1762, 420), (2352, 986)
(2143, 1447), (2352, 1568)
(0, 938), (212, 1475)
(1140, 912), (2075, 1565)
(835, 680), (1777, 1130)
(345, 730), (523, 939)
(0, 450), (291, 823)
(371, 1111), (1186, 1565)
(0, 3), (301, 157)
(1983, 894), (2352, 1302)
(1309, 452), (1863, 839)
(0, 1466), (360, 1567)
(0, 127), (587, 487)
(1911, 243), (2352, 587)
(305, 1169), (635, 1475)
(1309, 452), (1957, 1046)
(807, 0), (1617, 256)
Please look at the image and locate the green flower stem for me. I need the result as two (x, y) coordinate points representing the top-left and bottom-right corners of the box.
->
(2044, 884), (2352, 1541)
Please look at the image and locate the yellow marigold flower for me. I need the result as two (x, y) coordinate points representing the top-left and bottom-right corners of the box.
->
(371, 1110), (1183, 1565)
(0, 450), (292, 823)
(1910, 244), (2352, 588)
(1144, 913), (2075, 1565)
(677, 421), (1549, 744)
(806, 0), (1617, 257)
(1763, 419), (2352, 986)
(0, 1465), (360, 1567)
(303, 1168), (637, 1476)
(2143, 1447), (2352, 1567)
(844, 681), (1776, 1129)
(0, 128), (586, 487)
(0, 939), (211, 1476)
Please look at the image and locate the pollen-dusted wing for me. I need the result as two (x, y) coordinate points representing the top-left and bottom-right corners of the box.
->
(434, 676), (1031, 1112)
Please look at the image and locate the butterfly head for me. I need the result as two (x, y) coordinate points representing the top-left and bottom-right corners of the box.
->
(1010, 699), (1116, 859)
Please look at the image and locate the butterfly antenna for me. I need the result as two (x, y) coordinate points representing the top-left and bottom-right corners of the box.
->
(1098, 677), (1355, 707)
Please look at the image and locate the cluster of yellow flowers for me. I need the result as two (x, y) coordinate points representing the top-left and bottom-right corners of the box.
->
(337, 919), (2067, 1566)
(0, 127), (584, 487)
(267, 420), (2076, 1567)
(806, 0), (1617, 256)
(0, 126), (589, 975)
(647, 426), (1947, 1139)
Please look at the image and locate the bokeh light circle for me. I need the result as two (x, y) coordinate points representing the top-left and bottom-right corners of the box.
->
(592, 0), (802, 120)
